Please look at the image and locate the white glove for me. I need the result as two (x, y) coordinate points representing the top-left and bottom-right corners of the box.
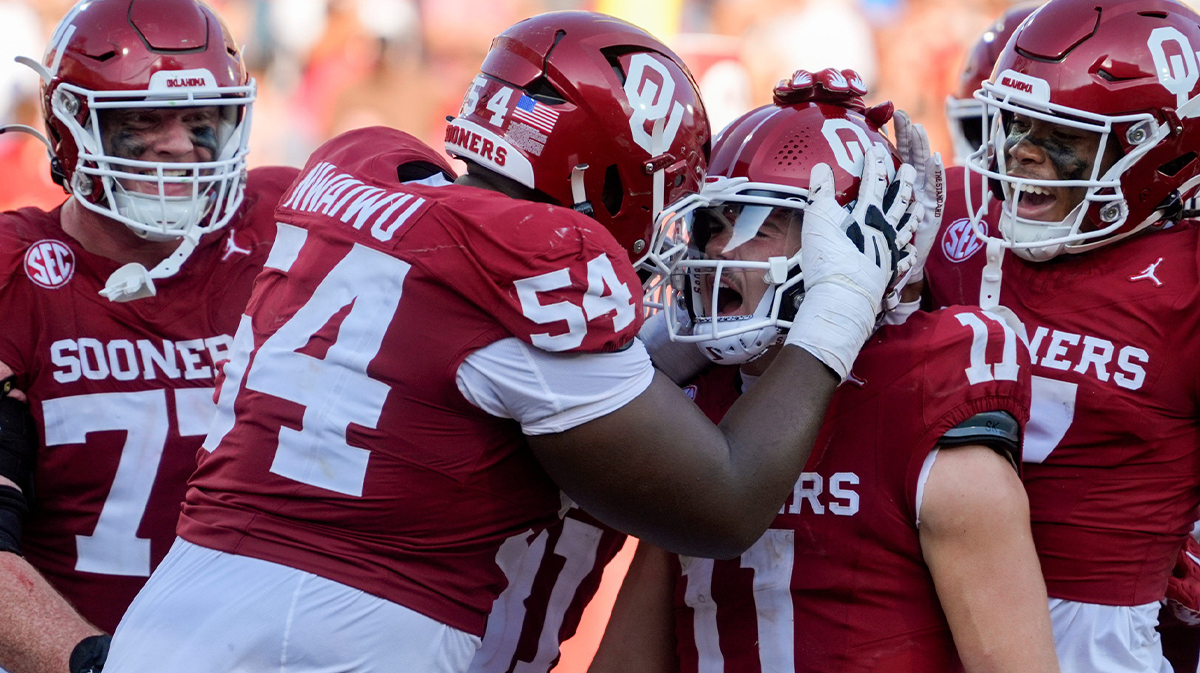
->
(893, 110), (945, 286)
(786, 146), (916, 379)
(638, 310), (710, 384)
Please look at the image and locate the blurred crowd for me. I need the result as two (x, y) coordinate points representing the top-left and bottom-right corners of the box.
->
(0, 0), (1109, 213)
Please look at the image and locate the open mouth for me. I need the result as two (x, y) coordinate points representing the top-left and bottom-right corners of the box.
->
(1014, 183), (1059, 221)
(715, 279), (744, 316)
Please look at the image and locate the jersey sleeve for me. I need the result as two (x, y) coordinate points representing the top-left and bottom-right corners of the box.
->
(0, 214), (40, 380)
(455, 336), (653, 435)
(919, 306), (1033, 450)
(898, 306), (1033, 522)
(437, 201), (645, 356)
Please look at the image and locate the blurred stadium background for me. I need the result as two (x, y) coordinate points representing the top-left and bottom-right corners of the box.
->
(0, 0), (1176, 669)
(2, 0), (1079, 215)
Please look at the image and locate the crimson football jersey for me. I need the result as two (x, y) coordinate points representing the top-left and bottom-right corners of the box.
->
(925, 168), (1200, 606)
(0, 166), (298, 632)
(470, 504), (626, 673)
(178, 127), (644, 637)
(670, 307), (1031, 673)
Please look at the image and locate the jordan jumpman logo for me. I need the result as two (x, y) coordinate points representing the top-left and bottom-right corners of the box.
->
(1129, 258), (1164, 287)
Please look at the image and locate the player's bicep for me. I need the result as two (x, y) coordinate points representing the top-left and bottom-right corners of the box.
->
(590, 542), (679, 673)
(526, 371), (743, 552)
(918, 445), (1058, 673)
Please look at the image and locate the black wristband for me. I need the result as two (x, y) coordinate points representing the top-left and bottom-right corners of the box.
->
(0, 485), (27, 554)
(0, 395), (37, 496)
(69, 634), (111, 673)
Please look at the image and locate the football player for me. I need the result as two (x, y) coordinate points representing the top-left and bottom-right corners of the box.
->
(0, 1), (298, 672)
(466, 67), (945, 673)
(103, 12), (917, 673)
(589, 71), (1059, 673)
(922, 0), (1200, 670)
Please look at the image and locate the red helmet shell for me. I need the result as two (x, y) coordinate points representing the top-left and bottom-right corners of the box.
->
(954, 3), (1042, 101)
(710, 69), (900, 206)
(990, 0), (1200, 238)
(41, 0), (249, 197)
(446, 11), (711, 262)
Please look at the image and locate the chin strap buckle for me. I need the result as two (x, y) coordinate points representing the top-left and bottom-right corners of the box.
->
(98, 235), (199, 303)
(100, 263), (158, 302)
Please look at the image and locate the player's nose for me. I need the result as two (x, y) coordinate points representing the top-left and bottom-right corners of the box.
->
(152, 116), (201, 159)
(1006, 135), (1045, 167)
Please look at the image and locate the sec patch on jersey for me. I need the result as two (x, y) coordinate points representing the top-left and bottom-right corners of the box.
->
(24, 240), (76, 289)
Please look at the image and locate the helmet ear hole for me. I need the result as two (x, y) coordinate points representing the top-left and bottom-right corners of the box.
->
(602, 164), (624, 217)
(1158, 152), (1198, 178)
(601, 47), (635, 84)
(524, 76), (566, 104)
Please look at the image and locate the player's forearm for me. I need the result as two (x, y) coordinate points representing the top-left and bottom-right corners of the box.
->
(0, 553), (103, 673)
(0, 360), (26, 402)
(712, 345), (839, 548)
(937, 550), (1059, 673)
(534, 350), (836, 559)
(534, 348), (836, 559)
(590, 543), (679, 673)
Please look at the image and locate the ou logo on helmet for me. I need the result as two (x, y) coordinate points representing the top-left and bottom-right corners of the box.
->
(625, 53), (686, 155)
(24, 240), (75, 289)
(1148, 27), (1200, 108)
(820, 119), (896, 181)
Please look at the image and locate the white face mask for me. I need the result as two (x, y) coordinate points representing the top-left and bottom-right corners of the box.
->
(49, 76), (256, 301)
(964, 73), (1163, 261)
(657, 178), (808, 365)
(51, 69), (255, 233)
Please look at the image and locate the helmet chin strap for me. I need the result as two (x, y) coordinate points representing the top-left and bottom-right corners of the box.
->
(99, 233), (198, 302)
(0, 124), (53, 151)
(978, 237), (1030, 344)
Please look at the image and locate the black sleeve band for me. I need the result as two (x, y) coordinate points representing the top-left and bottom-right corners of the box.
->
(70, 634), (111, 673)
(0, 395), (37, 496)
(938, 410), (1021, 471)
(0, 485), (28, 555)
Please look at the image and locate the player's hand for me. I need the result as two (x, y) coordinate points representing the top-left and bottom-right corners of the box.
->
(785, 145), (917, 379)
(1167, 536), (1200, 627)
(893, 110), (944, 289)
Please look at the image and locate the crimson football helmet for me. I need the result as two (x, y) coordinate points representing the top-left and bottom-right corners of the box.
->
(655, 69), (899, 364)
(445, 11), (711, 267)
(966, 0), (1200, 261)
(27, 0), (253, 244)
(945, 3), (1041, 165)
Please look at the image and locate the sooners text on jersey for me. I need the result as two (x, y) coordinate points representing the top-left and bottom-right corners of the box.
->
(924, 166), (1200, 605)
(671, 307), (1031, 673)
(0, 166), (297, 632)
(178, 127), (644, 637)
